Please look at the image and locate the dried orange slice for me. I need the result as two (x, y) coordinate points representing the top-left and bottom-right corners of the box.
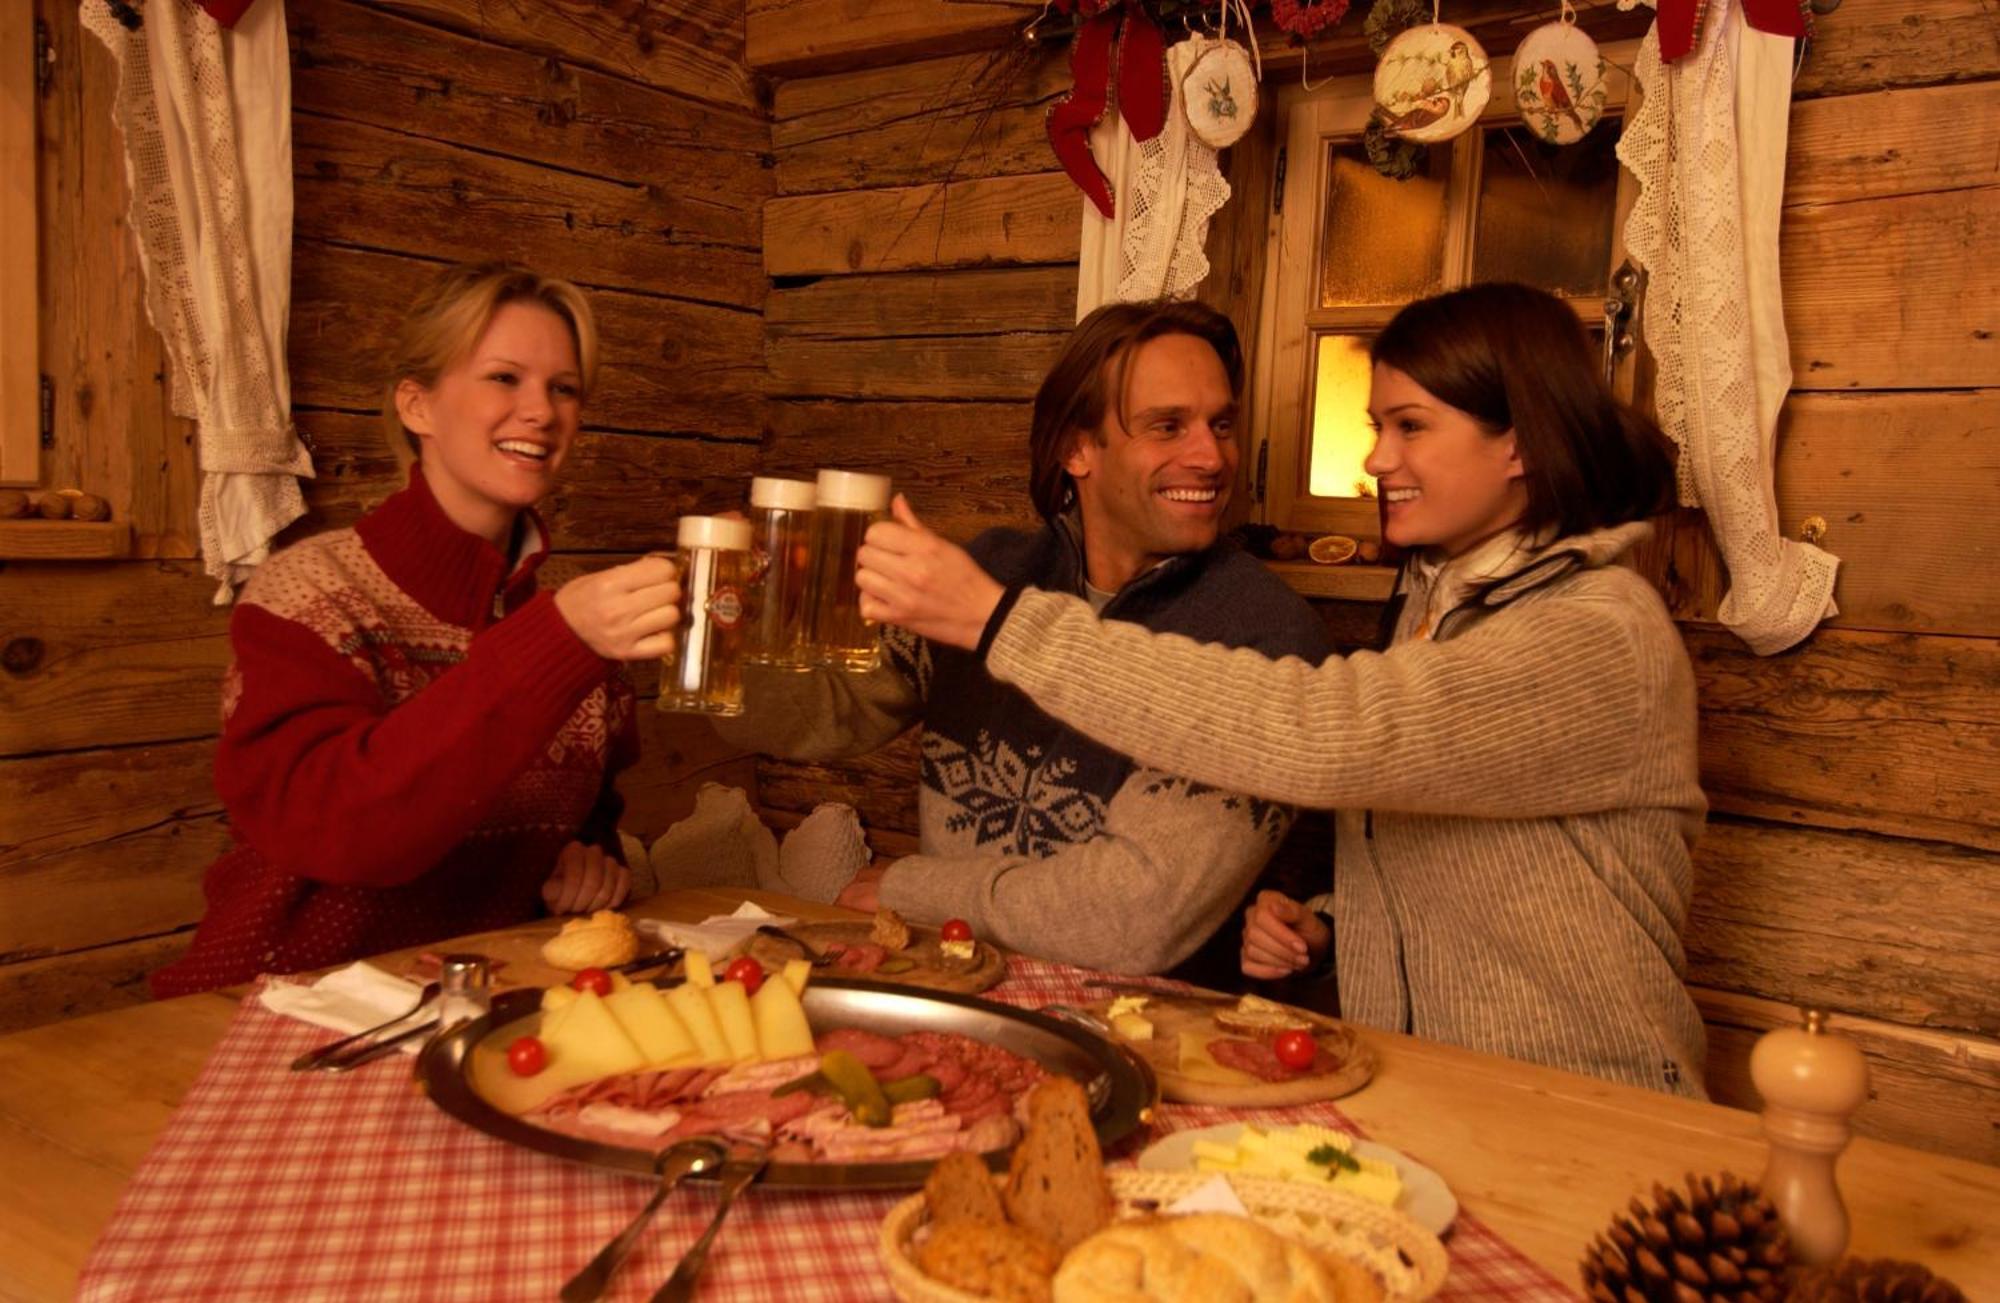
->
(1306, 534), (1358, 565)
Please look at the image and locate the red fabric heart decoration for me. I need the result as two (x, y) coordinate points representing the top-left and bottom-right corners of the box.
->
(1046, 9), (1121, 218)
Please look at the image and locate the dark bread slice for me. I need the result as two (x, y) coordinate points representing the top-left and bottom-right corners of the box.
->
(925, 1149), (1007, 1226)
(1002, 1077), (1113, 1252)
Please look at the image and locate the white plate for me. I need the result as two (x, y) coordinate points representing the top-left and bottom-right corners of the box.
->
(1137, 1122), (1459, 1234)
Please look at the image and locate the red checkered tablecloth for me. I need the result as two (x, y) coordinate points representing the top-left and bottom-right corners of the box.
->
(77, 959), (1578, 1301)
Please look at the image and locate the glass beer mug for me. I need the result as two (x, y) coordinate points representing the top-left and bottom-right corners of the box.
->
(742, 476), (816, 672)
(802, 469), (891, 672)
(658, 515), (752, 716)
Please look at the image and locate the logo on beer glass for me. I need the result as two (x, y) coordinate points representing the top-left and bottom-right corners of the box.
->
(708, 585), (745, 629)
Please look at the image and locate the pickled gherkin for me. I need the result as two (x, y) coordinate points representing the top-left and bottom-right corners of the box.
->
(818, 1049), (892, 1127)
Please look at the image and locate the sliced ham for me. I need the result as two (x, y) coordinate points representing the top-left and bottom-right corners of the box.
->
(814, 1027), (903, 1069)
(1208, 1036), (1345, 1082)
(877, 1044), (933, 1082)
(822, 942), (888, 973)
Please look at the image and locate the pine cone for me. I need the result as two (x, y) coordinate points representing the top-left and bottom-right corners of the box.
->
(1580, 1171), (1791, 1303)
(1787, 1257), (1968, 1303)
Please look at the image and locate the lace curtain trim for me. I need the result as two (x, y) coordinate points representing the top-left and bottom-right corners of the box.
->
(1076, 38), (1231, 315)
(82, 0), (310, 602)
(1616, 0), (1837, 654)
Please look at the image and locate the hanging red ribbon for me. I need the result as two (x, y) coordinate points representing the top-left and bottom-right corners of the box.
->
(1044, 1), (1172, 219)
(1047, 9), (1120, 218)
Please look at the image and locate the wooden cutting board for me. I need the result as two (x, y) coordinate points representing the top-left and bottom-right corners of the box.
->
(743, 921), (1006, 995)
(1085, 994), (1375, 1106)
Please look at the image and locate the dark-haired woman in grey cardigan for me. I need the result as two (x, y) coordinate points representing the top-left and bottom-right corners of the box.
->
(850, 283), (1709, 1099)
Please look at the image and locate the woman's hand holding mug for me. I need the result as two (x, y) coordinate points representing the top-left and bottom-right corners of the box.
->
(555, 554), (681, 661)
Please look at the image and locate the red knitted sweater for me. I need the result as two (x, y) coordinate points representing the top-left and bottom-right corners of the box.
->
(151, 471), (637, 997)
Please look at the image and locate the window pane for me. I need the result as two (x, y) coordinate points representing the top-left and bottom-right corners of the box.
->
(1307, 334), (1377, 499)
(1471, 117), (1620, 296)
(1318, 142), (1452, 308)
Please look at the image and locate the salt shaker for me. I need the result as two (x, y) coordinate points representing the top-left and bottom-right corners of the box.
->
(435, 953), (492, 1032)
(1749, 1007), (1870, 1265)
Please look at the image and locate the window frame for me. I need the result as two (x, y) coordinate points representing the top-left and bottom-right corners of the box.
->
(1249, 39), (1643, 537)
(2, 3), (40, 488)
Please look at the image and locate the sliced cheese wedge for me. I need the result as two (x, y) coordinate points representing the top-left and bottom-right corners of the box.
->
(750, 972), (815, 1061)
(603, 986), (698, 1067)
(664, 984), (729, 1064)
(707, 981), (760, 1063)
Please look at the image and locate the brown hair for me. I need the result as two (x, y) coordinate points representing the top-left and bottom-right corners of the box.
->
(381, 262), (599, 471)
(1028, 299), (1245, 520)
(1370, 282), (1675, 537)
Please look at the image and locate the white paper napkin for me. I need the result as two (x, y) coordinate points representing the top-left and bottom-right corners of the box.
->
(636, 900), (797, 962)
(258, 961), (436, 1053)
(1165, 1174), (1252, 1217)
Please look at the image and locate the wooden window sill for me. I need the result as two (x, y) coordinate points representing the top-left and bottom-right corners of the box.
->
(0, 520), (132, 559)
(1265, 560), (1396, 602)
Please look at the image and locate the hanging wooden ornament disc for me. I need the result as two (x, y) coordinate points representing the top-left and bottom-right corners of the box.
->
(1372, 24), (1491, 143)
(1513, 21), (1607, 145)
(1185, 40), (1259, 149)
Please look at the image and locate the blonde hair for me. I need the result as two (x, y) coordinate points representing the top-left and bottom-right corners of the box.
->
(381, 262), (599, 471)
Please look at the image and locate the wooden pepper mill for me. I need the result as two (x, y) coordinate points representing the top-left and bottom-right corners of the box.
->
(1749, 1007), (1869, 1266)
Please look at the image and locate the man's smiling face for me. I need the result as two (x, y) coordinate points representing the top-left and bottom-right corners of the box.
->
(1065, 332), (1240, 592)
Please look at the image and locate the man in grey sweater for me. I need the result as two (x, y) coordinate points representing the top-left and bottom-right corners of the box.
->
(717, 301), (1330, 975)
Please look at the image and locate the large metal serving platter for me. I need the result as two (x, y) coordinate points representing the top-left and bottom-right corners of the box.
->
(419, 978), (1156, 1191)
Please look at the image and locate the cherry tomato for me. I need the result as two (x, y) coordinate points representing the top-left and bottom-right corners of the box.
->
(507, 1036), (548, 1076)
(1273, 1029), (1318, 1071)
(570, 967), (613, 997)
(723, 956), (765, 995)
(940, 919), (974, 943)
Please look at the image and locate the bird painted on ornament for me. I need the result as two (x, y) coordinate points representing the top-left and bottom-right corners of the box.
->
(1379, 96), (1452, 136)
(1537, 59), (1589, 135)
(1445, 41), (1478, 117)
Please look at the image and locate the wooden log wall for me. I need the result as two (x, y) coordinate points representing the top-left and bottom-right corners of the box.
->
(0, 0), (767, 1030)
(746, 0), (2000, 1159)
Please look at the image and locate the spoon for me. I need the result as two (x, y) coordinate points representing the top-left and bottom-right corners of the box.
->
(650, 1146), (771, 1302)
(560, 1139), (728, 1303)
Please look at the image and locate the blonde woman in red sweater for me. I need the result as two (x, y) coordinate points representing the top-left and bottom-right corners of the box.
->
(152, 264), (679, 997)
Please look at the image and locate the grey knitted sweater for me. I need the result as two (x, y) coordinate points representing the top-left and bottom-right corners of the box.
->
(985, 522), (1709, 1097)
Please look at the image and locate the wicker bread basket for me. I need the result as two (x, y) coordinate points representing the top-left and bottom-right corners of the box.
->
(879, 1168), (1449, 1301)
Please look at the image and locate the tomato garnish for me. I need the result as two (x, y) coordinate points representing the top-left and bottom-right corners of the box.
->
(507, 1036), (548, 1076)
(1273, 1028), (1318, 1071)
(570, 967), (612, 996)
(939, 918), (974, 943)
(723, 956), (765, 995)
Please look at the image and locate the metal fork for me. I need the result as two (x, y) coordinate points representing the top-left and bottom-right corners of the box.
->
(289, 980), (440, 1072)
(650, 1147), (770, 1302)
(561, 1139), (726, 1303)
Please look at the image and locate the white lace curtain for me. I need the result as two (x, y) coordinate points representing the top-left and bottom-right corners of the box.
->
(82, 0), (312, 602)
(1075, 38), (1232, 317)
(1618, 0), (1838, 653)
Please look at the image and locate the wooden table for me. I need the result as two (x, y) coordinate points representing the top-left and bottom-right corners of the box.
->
(2, 887), (1995, 1303)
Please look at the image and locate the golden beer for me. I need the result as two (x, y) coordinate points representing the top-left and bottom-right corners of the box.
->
(742, 476), (817, 671)
(802, 469), (891, 672)
(659, 515), (752, 716)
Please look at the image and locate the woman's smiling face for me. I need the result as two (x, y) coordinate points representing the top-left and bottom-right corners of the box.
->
(1364, 362), (1528, 558)
(396, 301), (584, 547)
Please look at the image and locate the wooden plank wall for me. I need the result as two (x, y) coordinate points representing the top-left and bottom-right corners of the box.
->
(0, 0), (767, 1030)
(746, 0), (2000, 1159)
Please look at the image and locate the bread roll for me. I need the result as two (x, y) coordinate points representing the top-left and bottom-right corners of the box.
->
(539, 910), (638, 970)
(1052, 1213), (1382, 1303)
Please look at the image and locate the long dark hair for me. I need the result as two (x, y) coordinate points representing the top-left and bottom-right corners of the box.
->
(1370, 283), (1675, 537)
(1028, 299), (1244, 520)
